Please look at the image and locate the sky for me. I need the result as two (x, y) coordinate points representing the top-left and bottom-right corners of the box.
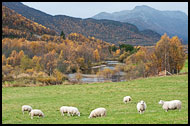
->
(22, 2), (188, 19)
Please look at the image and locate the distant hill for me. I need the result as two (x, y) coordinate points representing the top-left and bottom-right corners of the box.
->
(2, 2), (161, 46)
(2, 6), (56, 40)
(92, 5), (188, 44)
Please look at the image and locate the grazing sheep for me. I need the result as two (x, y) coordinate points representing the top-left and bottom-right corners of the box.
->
(158, 100), (182, 112)
(137, 101), (147, 114)
(60, 106), (70, 116)
(22, 105), (32, 114)
(88, 108), (106, 118)
(123, 96), (132, 104)
(29, 109), (44, 119)
(68, 107), (80, 116)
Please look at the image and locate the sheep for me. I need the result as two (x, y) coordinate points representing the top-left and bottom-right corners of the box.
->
(29, 109), (44, 119)
(22, 105), (32, 115)
(88, 108), (106, 118)
(60, 106), (70, 116)
(123, 96), (132, 104)
(158, 100), (182, 112)
(137, 100), (147, 114)
(68, 107), (80, 116)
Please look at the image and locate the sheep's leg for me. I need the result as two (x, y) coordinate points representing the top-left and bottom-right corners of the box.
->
(178, 106), (181, 111)
(31, 116), (33, 119)
(165, 109), (168, 112)
(62, 112), (64, 116)
(67, 112), (71, 116)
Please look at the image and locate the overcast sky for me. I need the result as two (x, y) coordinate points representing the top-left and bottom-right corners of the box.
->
(22, 2), (188, 18)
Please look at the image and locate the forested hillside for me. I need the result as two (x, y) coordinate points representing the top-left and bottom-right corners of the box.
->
(2, 6), (56, 40)
(3, 2), (161, 45)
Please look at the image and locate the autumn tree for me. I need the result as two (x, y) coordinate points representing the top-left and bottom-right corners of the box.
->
(169, 36), (186, 74)
(154, 34), (185, 74)
(114, 49), (121, 57)
(20, 55), (33, 70)
(2, 64), (13, 77)
(118, 51), (130, 62)
(53, 69), (66, 84)
(93, 49), (100, 62)
(2, 55), (6, 66)
(42, 50), (58, 76)
(76, 57), (86, 71)
(32, 55), (42, 71)
(154, 33), (170, 75)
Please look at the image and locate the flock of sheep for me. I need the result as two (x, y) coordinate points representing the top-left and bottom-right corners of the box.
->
(22, 96), (182, 119)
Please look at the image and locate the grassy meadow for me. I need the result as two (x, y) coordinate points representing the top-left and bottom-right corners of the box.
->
(2, 73), (188, 124)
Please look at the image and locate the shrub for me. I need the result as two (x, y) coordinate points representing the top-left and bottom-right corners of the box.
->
(2, 76), (14, 82)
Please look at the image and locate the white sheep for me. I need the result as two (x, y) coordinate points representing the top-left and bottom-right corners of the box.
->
(60, 106), (70, 116)
(29, 109), (44, 119)
(123, 96), (132, 104)
(68, 107), (80, 116)
(158, 100), (182, 112)
(88, 108), (106, 118)
(22, 105), (32, 114)
(137, 100), (147, 114)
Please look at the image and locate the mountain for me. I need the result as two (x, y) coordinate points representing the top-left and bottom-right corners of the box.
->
(2, 2), (161, 45)
(2, 6), (57, 40)
(92, 5), (188, 44)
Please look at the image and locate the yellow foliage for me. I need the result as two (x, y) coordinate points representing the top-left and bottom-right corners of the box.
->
(93, 49), (100, 62)
(115, 49), (120, 56)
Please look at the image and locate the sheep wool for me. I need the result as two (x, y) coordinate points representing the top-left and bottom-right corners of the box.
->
(158, 100), (182, 112)
(60, 106), (70, 116)
(123, 96), (132, 104)
(68, 107), (80, 116)
(29, 109), (44, 119)
(137, 101), (147, 114)
(88, 108), (106, 118)
(22, 105), (32, 114)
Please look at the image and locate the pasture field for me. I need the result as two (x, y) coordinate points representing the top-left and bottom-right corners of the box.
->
(2, 73), (188, 124)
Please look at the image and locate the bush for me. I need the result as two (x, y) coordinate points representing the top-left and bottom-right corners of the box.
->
(37, 77), (58, 85)
(2, 76), (14, 82)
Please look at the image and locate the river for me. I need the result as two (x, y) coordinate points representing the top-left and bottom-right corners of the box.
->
(67, 61), (126, 83)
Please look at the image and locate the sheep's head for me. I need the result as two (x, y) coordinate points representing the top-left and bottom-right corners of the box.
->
(77, 112), (80, 116)
(140, 101), (145, 105)
(158, 100), (164, 105)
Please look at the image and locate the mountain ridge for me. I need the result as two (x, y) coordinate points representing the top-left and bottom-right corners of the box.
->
(92, 5), (188, 44)
(3, 2), (161, 46)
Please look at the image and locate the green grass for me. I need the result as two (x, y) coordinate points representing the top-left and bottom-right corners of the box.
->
(180, 59), (188, 73)
(2, 74), (188, 124)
